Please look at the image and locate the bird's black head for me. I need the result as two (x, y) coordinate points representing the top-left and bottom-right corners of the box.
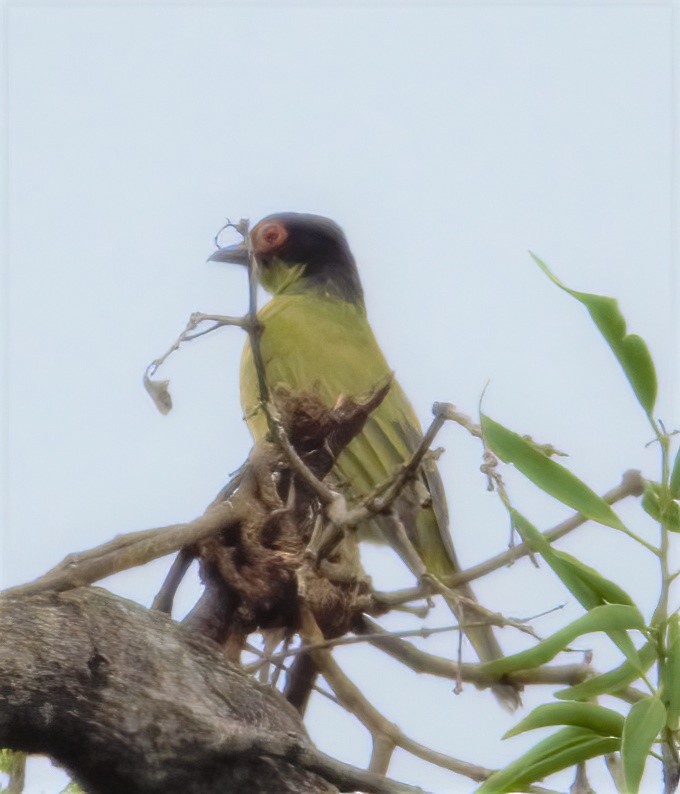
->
(211, 213), (364, 305)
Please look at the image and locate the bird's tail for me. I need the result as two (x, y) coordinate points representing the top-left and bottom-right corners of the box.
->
(416, 507), (522, 711)
(444, 576), (522, 711)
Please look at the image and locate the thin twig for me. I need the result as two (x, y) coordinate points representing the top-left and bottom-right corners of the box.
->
(442, 470), (645, 590)
(298, 607), (493, 784)
(274, 424), (340, 507)
(237, 222), (342, 512)
(373, 586), (430, 607)
(369, 471), (643, 596)
(246, 624), (462, 670)
(243, 641), (343, 707)
(346, 403), (452, 525)
(371, 508), (540, 640)
(250, 601), (563, 668)
(298, 608), (559, 792)
(357, 616), (591, 689)
(435, 403), (483, 438)
(145, 312), (249, 382)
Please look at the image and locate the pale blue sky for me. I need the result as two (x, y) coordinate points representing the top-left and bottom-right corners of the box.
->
(2, 2), (678, 792)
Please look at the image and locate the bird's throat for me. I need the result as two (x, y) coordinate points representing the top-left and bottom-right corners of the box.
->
(258, 259), (306, 296)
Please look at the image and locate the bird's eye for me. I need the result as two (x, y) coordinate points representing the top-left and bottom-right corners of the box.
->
(253, 221), (288, 254)
(263, 227), (279, 245)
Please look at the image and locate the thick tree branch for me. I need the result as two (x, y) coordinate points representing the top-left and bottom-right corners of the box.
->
(2, 501), (237, 599)
(0, 587), (424, 794)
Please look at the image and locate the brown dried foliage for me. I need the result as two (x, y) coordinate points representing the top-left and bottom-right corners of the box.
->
(182, 384), (391, 658)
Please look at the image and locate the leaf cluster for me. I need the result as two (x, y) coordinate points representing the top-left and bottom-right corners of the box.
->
(475, 257), (679, 793)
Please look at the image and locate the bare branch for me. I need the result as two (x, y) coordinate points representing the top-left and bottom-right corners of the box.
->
(3, 501), (237, 599)
(347, 402), (452, 524)
(297, 608), (495, 785)
(144, 311), (252, 414)
(442, 470), (645, 589)
(369, 735), (396, 777)
(357, 616), (591, 689)
(273, 423), (340, 507)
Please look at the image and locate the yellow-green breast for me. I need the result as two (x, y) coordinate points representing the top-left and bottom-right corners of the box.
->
(240, 292), (420, 495)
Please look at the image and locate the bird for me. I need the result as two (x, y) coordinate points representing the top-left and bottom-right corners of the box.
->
(209, 212), (520, 709)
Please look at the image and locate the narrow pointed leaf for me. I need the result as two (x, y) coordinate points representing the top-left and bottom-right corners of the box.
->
(663, 501), (680, 533)
(644, 481), (680, 532)
(531, 253), (657, 416)
(504, 702), (624, 739)
(556, 642), (657, 701)
(664, 615), (680, 730)
(511, 510), (643, 668)
(557, 553), (635, 607)
(642, 481), (662, 522)
(477, 727), (619, 793)
(512, 510), (600, 605)
(512, 510), (634, 606)
(670, 449), (680, 500)
(482, 415), (625, 530)
(479, 604), (645, 677)
(621, 697), (666, 793)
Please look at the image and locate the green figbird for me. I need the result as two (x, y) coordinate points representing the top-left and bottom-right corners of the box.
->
(209, 213), (520, 709)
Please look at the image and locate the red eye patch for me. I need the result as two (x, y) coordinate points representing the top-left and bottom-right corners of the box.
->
(252, 221), (288, 254)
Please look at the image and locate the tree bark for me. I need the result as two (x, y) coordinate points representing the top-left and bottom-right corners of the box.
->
(0, 588), (416, 794)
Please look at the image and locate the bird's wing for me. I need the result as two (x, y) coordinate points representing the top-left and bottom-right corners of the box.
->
(241, 292), (458, 570)
(391, 417), (457, 565)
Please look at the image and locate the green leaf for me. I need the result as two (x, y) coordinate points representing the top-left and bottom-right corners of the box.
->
(476, 727), (619, 793)
(621, 697), (666, 793)
(670, 448), (680, 500)
(512, 510), (600, 606)
(642, 481), (680, 532)
(511, 509), (643, 668)
(557, 554), (636, 608)
(482, 415), (625, 530)
(663, 615), (680, 730)
(556, 642), (657, 701)
(531, 253), (657, 416)
(504, 702), (624, 739)
(512, 510), (634, 607)
(479, 604), (646, 677)
(663, 501), (680, 533)
(642, 481), (662, 522)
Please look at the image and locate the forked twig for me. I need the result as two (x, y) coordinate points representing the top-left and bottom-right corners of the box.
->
(297, 608), (559, 793)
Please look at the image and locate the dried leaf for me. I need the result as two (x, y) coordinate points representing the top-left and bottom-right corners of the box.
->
(143, 373), (173, 415)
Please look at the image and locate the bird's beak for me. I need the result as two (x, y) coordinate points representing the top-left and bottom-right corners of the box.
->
(207, 241), (250, 266)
